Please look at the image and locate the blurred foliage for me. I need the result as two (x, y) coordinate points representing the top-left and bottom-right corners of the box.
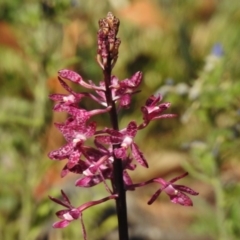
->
(0, 0), (240, 240)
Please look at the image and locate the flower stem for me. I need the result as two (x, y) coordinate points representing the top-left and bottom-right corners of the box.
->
(103, 63), (129, 240)
(212, 178), (227, 240)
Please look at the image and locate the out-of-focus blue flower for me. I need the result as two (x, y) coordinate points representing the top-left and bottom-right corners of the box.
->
(165, 78), (175, 86)
(211, 43), (224, 57)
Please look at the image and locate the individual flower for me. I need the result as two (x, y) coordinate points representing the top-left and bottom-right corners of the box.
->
(48, 121), (97, 168)
(148, 172), (199, 206)
(58, 140), (114, 192)
(49, 190), (81, 228)
(110, 71), (142, 108)
(95, 121), (148, 167)
(139, 94), (176, 129)
(49, 78), (86, 107)
(49, 190), (117, 240)
(77, 145), (113, 190)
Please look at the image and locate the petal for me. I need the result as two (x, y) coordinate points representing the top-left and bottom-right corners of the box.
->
(63, 160), (88, 177)
(128, 71), (142, 87)
(49, 93), (66, 101)
(83, 155), (109, 176)
(53, 220), (70, 228)
(145, 94), (162, 107)
(49, 196), (70, 208)
(119, 94), (131, 108)
(48, 142), (75, 160)
(58, 69), (83, 84)
(147, 188), (162, 205)
(126, 121), (138, 137)
(173, 184), (199, 196)
(54, 122), (75, 142)
(106, 128), (123, 138)
(169, 172), (189, 183)
(75, 175), (103, 187)
(58, 210), (78, 221)
(60, 190), (72, 205)
(114, 147), (127, 159)
(169, 191), (193, 206)
(120, 71), (142, 88)
(147, 103), (171, 119)
(67, 150), (82, 169)
(59, 69), (104, 90)
(53, 105), (89, 124)
(84, 121), (97, 137)
(95, 135), (112, 144)
(122, 157), (136, 170)
(61, 165), (70, 178)
(56, 209), (71, 219)
(131, 143), (148, 168)
(123, 171), (135, 190)
(69, 208), (81, 219)
(156, 102), (171, 112)
(152, 114), (177, 121)
(84, 147), (104, 162)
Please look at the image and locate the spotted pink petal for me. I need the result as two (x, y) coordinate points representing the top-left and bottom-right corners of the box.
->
(173, 184), (199, 196)
(84, 122), (97, 137)
(67, 150), (82, 169)
(114, 147), (127, 159)
(54, 122), (76, 142)
(58, 69), (105, 90)
(95, 135), (112, 144)
(53, 105), (88, 120)
(121, 71), (142, 88)
(131, 143), (148, 168)
(75, 175), (103, 187)
(58, 69), (83, 84)
(169, 191), (193, 206)
(105, 128), (123, 139)
(49, 93), (67, 101)
(119, 94), (131, 108)
(123, 171), (135, 190)
(48, 142), (75, 160)
(126, 121), (138, 137)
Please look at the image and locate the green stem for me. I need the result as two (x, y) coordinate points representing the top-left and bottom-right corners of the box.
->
(212, 178), (227, 240)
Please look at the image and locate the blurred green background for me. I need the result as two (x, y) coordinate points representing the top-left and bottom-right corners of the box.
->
(0, 0), (240, 239)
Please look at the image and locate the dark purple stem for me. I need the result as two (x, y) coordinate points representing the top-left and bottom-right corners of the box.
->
(103, 63), (129, 240)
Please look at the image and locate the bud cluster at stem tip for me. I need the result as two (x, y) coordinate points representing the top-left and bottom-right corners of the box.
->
(97, 12), (121, 70)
